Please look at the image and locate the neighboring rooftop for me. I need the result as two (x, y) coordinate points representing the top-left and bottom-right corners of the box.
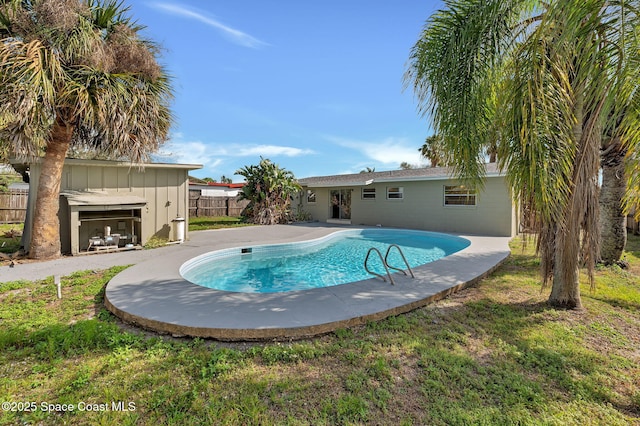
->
(189, 181), (245, 188)
(298, 163), (501, 187)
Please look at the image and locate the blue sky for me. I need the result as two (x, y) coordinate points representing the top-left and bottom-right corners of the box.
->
(129, 1), (442, 181)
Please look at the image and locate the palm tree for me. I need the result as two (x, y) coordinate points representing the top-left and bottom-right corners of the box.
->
(399, 162), (415, 170)
(0, 0), (172, 259)
(419, 134), (444, 167)
(486, 141), (498, 163)
(405, 0), (640, 309)
(235, 157), (301, 225)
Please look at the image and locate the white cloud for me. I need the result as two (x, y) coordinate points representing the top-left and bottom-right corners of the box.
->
(235, 145), (314, 157)
(152, 3), (268, 49)
(158, 139), (222, 167)
(327, 136), (424, 166)
(157, 137), (316, 182)
(158, 136), (314, 166)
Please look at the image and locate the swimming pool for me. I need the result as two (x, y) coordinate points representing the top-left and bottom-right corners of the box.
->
(105, 225), (512, 340)
(180, 229), (470, 293)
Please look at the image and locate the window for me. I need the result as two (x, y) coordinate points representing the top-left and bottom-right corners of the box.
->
(386, 187), (403, 200)
(444, 185), (476, 206)
(362, 188), (376, 200)
(306, 190), (316, 203)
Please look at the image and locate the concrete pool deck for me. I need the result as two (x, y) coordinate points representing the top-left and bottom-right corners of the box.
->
(104, 223), (512, 340)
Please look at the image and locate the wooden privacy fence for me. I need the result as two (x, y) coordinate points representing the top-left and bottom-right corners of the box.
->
(0, 189), (28, 223)
(189, 193), (249, 217)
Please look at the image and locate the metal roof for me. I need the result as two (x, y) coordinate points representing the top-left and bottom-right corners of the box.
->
(61, 191), (147, 207)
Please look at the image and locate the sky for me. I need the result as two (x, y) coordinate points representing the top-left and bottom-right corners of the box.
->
(127, 1), (443, 181)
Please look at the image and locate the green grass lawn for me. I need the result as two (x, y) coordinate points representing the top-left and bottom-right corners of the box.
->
(188, 216), (252, 232)
(0, 235), (638, 425)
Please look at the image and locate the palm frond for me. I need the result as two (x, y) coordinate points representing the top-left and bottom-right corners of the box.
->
(406, 0), (640, 300)
(405, 0), (536, 188)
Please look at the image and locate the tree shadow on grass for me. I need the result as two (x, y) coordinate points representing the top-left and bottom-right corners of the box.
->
(413, 294), (640, 419)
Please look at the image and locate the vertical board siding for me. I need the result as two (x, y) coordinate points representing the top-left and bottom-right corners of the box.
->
(70, 166), (88, 190)
(103, 167), (117, 190)
(88, 165), (102, 190)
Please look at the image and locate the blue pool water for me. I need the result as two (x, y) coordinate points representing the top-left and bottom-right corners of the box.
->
(180, 229), (470, 293)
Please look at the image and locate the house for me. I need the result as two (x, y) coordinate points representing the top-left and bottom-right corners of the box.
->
(297, 163), (517, 237)
(11, 158), (202, 255)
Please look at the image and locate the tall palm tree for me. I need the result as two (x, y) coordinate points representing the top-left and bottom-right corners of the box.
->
(405, 0), (640, 309)
(0, 0), (172, 259)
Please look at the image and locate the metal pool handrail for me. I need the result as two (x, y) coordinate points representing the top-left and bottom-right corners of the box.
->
(364, 247), (395, 285)
(384, 244), (415, 278)
(364, 245), (416, 285)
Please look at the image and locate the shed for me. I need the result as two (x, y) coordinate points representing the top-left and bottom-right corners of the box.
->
(12, 158), (202, 255)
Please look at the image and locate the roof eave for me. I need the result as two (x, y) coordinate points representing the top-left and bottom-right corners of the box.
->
(299, 171), (504, 187)
(300, 181), (372, 188)
(372, 171), (504, 183)
(10, 157), (203, 171)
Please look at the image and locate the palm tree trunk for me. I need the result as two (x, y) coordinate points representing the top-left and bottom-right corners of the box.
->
(28, 120), (73, 259)
(549, 229), (583, 309)
(599, 137), (627, 264)
(549, 180), (584, 309)
(547, 91), (594, 310)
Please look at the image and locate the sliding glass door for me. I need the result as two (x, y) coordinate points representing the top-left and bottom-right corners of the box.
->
(330, 189), (351, 220)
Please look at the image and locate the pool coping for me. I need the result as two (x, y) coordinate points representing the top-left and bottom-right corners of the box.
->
(105, 224), (511, 341)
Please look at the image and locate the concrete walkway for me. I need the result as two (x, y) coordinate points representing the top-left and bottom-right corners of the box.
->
(1, 244), (167, 282)
(102, 224), (512, 341)
(0, 224), (346, 282)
